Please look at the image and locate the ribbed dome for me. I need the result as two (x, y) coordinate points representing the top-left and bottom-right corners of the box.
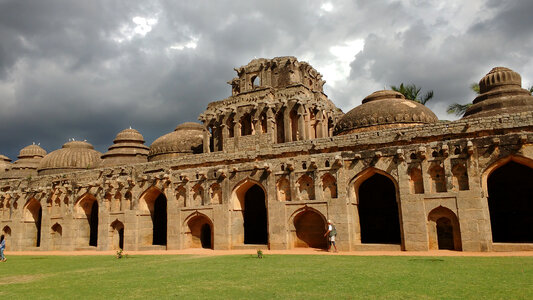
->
(10, 144), (46, 171)
(334, 90), (439, 135)
(148, 122), (204, 162)
(101, 128), (149, 167)
(463, 67), (533, 118)
(18, 144), (47, 158)
(38, 140), (102, 175)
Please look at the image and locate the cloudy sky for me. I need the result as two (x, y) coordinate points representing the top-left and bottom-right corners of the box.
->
(1, 0), (532, 160)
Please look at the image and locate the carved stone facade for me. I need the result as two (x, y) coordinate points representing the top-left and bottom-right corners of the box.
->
(0, 58), (532, 252)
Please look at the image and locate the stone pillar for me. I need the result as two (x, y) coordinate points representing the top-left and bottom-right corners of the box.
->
(283, 107), (292, 142)
(203, 126), (210, 153)
(316, 111), (324, 138)
(297, 112), (305, 141)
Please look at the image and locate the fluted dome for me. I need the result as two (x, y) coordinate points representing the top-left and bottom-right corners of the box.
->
(38, 140), (102, 175)
(334, 90), (439, 135)
(101, 128), (149, 166)
(11, 144), (47, 170)
(463, 67), (533, 118)
(149, 122), (204, 162)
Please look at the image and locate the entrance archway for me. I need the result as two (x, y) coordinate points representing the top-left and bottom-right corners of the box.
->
(75, 194), (99, 247)
(244, 185), (268, 244)
(139, 187), (167, 246)
(185, 214), (213, 249)
(487, 161), (533, 242)
(357, 173), (401, 244)
(24, 198), (42, 247)
(427, 206), (462, 250)
(293, 209), (327, 249)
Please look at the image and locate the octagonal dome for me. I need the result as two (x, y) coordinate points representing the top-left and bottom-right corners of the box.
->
(334, 90), (439, 135)
(463, 67), (533, 118)
(148, 122), (204, 162)
(38, 140), (102, 175)
(101, 128), (149, 167)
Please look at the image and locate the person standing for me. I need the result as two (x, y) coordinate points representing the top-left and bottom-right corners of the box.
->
(324, 220), (338, 252)
(0, 234), (6, 262)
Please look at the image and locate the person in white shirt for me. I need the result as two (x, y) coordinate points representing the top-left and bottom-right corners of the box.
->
(324, 220), (337, 252)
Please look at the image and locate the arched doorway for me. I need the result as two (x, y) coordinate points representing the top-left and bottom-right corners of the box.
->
(139, 187), (167, 246)
(357, 173), (401, 244)
(24, 199), (42, 247)
(427, 206), (462, 250)
(487, 161), (533, 242)
(293, 209), (327, 249)
(110, 220), (125, 250)
(244, 185), (268, 244)
(185, 214), (213, 249)
(75, 194), (99, 248)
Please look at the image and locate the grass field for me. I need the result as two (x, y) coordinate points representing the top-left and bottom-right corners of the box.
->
(0, 254), (532, 299)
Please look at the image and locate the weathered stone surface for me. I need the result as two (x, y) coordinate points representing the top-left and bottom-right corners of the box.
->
(0, 59), (532, 253)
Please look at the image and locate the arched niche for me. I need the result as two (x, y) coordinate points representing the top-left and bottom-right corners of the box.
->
(428, 162), (446, 193)
(427, 206), (462, 250)
(452, 162), (469, 191)
(209, 183), (222, 205)
(297, 174), (315, 200)
(408, 165), (424, 194)
(50, 223), (62, 251)
(276, 176), (291, 201)
(183, 213), (213, 249)
(110, 219), (125, 250)
(321, 173), (337, 199)
(289, 207), (327, 249)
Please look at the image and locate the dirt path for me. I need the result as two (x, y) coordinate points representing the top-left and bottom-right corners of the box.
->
(5, 248), (533, 257)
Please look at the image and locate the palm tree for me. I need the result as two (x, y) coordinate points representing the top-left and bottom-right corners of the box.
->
(390, 83), (434, 105)
(446, 83), (477, 117)
(447, 83), (533, 117)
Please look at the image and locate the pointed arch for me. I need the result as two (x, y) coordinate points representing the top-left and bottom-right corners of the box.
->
(297, 174), (315, 200)
(428, 162), (446, 193)
(427, 206), (462, 250)
(276, 176), (291, 201)
(482, 156), (533, 243)
(321, 173), (337, 199)
(182, 212), (213, 249)
(209, 183), (221, 205)
(74, 193), (98, 247)
(23, 198), (42, 247)
(231, 178), (268, 245)
(351, 167), (401, 245)
(138, 186), (167, 246)
(350, 167), (399, 204)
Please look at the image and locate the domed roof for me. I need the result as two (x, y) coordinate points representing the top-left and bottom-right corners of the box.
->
(463, 67), (533, 118)
(0, 155), (11, 172)
(334, 90), (438, 135)
(101, 128), (149, 166)
(10, 144), (47, 170)
(148, 122), (204, 162)
(18, 144), (47, 158)
(38, 140), (102, 175)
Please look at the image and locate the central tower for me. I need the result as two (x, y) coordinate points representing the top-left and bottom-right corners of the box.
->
(199, 56), (342, 153)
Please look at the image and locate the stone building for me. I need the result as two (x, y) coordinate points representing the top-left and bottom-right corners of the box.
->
(0, 58), (532, 252)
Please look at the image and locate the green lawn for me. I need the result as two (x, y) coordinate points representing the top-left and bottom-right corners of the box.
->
(0, 254), (532, 299)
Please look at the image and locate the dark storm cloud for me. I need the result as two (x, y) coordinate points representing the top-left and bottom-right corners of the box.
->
(0, 0), (532, 161)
